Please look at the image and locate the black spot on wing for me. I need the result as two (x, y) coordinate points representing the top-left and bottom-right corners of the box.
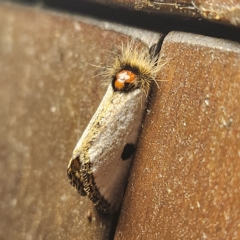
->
(121, 143), (135, 160)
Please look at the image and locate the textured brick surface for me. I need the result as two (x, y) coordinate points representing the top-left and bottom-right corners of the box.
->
(0, 3), (132, 239)
(115, 31), (240, 239)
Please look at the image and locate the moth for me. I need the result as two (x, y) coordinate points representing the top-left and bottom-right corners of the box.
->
(67, 41), (160, 213)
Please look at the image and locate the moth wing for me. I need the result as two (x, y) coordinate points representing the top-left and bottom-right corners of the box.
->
(71, 85), (147, 212)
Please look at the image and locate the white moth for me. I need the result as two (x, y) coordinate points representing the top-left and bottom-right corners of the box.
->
(67, 41), (159, 213)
